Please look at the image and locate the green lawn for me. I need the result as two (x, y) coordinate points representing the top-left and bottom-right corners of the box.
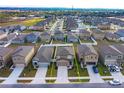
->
(103, 78), (113, 81)
(68, 45), (89, 77)
(80, 39), (93, 43)
(46, 63), (57, 77)
(17, 80), (32, 83)
(46, 80), (56, 83)
(96, 63), (111, 76)
(0, 63), (12, 77)
(69, 79), (90, 83)
(0, 80), (4, 83)
(46, 47), (57, 77)
(19, 62), (37, 77)
(52, 40), (67, 44)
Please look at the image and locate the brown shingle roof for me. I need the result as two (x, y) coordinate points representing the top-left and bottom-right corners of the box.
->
(12, 46), (34, 57)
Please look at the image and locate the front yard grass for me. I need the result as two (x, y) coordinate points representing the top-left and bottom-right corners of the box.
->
(0, 80), (4, 83)
(46, 63), (57, 77)
(19, 62), (37, 77)
(52, 40), (67, 44)
(0, 63), (12, 77)
(68, 45), (89, 77)
(46, 80), (56, 83)
(17, 80), (32, 83)
(103, 78), (113, 81)
(96, 63), (111, 76)
(69, 79), (90, 83)
(46, 47), (57, 77)
(80, 39), (93, 43)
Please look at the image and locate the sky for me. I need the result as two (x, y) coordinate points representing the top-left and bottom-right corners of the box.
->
(0, 0), (124, 9)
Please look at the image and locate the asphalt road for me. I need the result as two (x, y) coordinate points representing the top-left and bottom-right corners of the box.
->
(0, 83), (124, 88)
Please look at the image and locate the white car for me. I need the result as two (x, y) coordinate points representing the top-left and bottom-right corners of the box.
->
(108, 79), (122, 86)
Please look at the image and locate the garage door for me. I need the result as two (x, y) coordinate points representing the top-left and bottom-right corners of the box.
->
(105, 60), (117, 65)
(86, 62), (96, 65)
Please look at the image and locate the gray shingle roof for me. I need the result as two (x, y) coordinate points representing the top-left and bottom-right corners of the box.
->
(33, 46), (54, 63)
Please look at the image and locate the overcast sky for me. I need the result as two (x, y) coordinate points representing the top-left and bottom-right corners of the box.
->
(0, 0), (124, 9)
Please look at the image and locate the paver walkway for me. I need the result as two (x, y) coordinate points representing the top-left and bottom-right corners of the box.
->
(31, 67), (48, 84)
(55, 66), (69, 83)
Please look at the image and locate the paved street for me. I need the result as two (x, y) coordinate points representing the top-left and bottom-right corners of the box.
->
(2, 66), (24, 84)
(1, 83), (124, 88)
(55, 66), (69, 83)
(31, 67), (48, 84)
(86, 65), (104, 83)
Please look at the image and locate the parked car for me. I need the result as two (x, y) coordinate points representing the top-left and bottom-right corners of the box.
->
(108, 79), (122, 86)
(108, 65), (120, 72)
(92, 66), (99, 73)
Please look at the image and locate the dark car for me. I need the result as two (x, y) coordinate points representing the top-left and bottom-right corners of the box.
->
(92, 66), (99, 73)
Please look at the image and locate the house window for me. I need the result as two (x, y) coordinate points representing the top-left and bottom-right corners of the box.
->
(118, 56), (122, 59)
(91, 56), (93, 59)
(0, 62), (2, 66)
(107, 55), (111, 58)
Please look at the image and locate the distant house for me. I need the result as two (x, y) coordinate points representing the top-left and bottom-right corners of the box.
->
(26, 32), (41, 43)
(105, 32), (120, 42)
(115, 29), (124, 41)
(66, 17), (78, 31)
(91, 29), (105, 40)
(40, 31), (51, 43)
(0, 32), (7, 40)
(112, 45), (124, 65)
(67, 34), (79, 43)
(77, 45), (98, 67)
(0, 47), (13, 69)
(55, 46), (74, 69)
(78, 29), (91, 40)
(32, 46), (54, 69)
(12, 46), (35, 67)
(28, 26), (44, 31)
(53, 30), (65, 41)
(99, 45), (123, 65)
(97, 23), (117, 30)
(12, 33), (27, 44)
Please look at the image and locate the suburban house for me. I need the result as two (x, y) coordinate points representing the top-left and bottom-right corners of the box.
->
(53, 30), (65, 41)
(77, 45), (98, 67)
(97, 23), (117, 30)
(0, 33), (16, 44)
(105, 32), (120, 42)
(32, 46), (54, 69)
(99, 45), (123, 65)
(115, 29), (124, 41)
(67, 33), (79, 43)
(55, 46), (74, 69)
(12, 33), (27, 44)
(0, 32), (7, 40)
(112, 45), (124, 65)
(12, 46), (35, 67)
(25, 32), (41, 43)
(78, 29), (91, 40)
(91, 29), (106, 40)
(66, 17), (78, 31)
(0, 47), (14, 69)
(40, 31), (51, 43)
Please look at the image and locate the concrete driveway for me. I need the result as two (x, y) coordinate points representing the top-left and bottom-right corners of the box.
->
(55, 66), (69, 83)
(31, 67), (48, 84)
(86, 65), (104, 83)
(2, 66), (24, 84)
(111, 72), (124, 82)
